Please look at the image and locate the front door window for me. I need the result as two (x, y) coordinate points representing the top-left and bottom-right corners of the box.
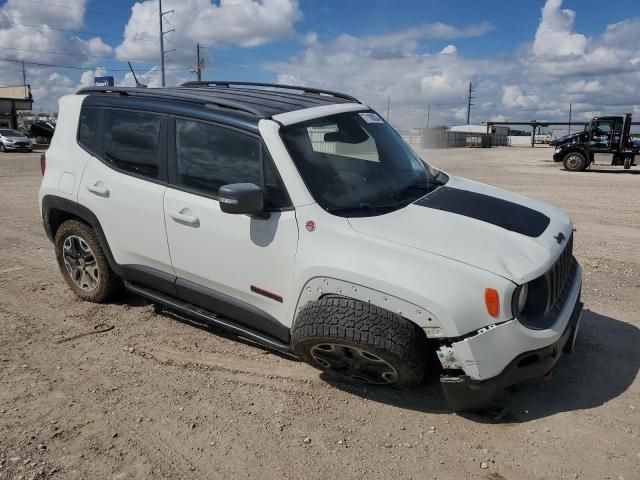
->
(590, 121), (613, 150)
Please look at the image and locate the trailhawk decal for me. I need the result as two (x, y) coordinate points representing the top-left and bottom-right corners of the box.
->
(414, 187), (550, 237)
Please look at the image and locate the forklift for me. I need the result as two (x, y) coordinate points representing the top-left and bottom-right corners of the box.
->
(552, 113), (638, 171)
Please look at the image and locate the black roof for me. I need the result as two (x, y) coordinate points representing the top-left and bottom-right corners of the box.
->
(77, 81), (359, 120)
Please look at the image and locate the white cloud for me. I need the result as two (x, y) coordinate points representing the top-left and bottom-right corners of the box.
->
(452, 107), (468, 121)
(0, 0), (86, 30)
(302, 31), (318, 46)
(439, 45), (457, 55)
(420, 72), (468, 100)
(29, 72), (77, 111)
(526, 0), (640, 77)
(0, 1), (112, 67)
(502, 85), (539, 109)
(0, 0), (113, 110)
(119, 66), (162, 88)
(532, 0), (587, 57)
(115, 0), (301, 62)
(563, 80), (601, 94)
(1, 0), (638, 128)
(266, 21), (501, 126)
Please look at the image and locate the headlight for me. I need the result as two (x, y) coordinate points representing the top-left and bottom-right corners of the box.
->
(512, 277), (550, 329)
(555, 147), (562, 153)
(516, 283), (528, 312)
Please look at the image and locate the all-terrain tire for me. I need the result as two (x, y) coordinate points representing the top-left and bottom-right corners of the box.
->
(291, 296), (428, 386)
(54, 219), (119, 303)
(563, 152), (587, 171)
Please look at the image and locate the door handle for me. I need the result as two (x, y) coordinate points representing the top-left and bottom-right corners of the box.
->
(86, 182), (110, 197)
(168, 208), (200, 227)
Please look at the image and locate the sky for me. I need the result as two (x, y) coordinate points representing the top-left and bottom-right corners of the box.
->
(0, 0), (639, 127)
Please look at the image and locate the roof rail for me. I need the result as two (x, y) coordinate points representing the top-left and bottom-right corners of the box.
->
(180, 81), (360, 103)
(76, 86), (262, 116)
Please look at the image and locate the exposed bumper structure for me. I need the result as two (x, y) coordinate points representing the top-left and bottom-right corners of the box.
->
(440, 262), (583, 411)
(441, 298), (582, 411)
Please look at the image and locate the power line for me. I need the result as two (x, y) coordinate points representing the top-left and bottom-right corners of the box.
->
(0, 19), (308, 70)
(14, 0), (154, 22)
(0, 57), (191, 72)
(0, 20), (160, 45)
(0, 19), (340, 76)
(0, 45), (173, 65)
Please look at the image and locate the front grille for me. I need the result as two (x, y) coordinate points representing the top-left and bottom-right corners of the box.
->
(547, 233), (575, 312)
(15, 142), (29, 147)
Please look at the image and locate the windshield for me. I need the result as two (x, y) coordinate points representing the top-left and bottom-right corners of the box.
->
(280, 110), (447, 217)
(0, 129), (24, 137)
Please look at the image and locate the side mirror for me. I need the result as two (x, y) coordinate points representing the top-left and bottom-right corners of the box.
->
(218, 183), (266, 217)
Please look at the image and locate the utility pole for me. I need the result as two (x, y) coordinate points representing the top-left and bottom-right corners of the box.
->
(426, 104), (431, 128)
(386, 96), (391, 123)
(568, 103), (572, 134)
(158, 0), (174, 87)
(196, 43), (204, 81)
(21, 58), (27, 86)
(466, 81), (474, 125)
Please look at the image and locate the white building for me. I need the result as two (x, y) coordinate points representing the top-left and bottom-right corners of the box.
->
(450, 124), (510, 135)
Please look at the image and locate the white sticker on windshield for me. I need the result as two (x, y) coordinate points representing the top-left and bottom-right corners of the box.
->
(359, 112), (384, 124)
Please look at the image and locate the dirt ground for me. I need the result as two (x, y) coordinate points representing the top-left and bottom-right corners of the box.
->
(0, 147), (638, 480)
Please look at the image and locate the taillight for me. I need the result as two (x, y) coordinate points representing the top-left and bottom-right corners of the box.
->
(40, 152), (46, 176)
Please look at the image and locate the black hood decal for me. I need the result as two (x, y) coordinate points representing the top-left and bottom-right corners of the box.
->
(414, 186), (550, 237)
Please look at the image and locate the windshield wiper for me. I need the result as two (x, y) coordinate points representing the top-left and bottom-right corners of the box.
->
(393, 179), (443, 205)
(433, 170), (448, 185)
(325, 203), (400, 216)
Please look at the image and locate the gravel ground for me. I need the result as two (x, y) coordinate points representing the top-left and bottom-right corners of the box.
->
(0, 147), (638, 480)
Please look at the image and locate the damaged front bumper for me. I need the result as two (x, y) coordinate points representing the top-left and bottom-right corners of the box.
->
(439, 261), (583, 411)
(440, 298), (582, 411)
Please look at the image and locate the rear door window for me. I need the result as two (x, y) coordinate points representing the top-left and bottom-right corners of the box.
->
(103, 110), (161, 180)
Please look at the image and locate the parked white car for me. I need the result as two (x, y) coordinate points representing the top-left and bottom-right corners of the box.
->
(0, 128), (33, 152)
(38, 82), (582, 411)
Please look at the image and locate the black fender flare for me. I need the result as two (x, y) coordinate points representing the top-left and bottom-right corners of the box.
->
(41, 195), (122, 276)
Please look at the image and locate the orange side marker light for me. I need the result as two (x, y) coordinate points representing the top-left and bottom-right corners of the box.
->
(484, 288), (500, 318)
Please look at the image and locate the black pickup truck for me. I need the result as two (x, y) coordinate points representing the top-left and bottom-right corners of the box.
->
(553, 114), (638, 171)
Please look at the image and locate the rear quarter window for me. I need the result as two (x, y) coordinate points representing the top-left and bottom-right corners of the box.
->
(78, 107), (99, 154)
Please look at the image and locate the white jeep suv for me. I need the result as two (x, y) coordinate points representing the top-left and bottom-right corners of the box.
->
(39, 81), (582, 411)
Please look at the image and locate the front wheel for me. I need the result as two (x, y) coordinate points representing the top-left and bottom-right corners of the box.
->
(563, 152), (587, 171)
(0, 143), (5, 152)
(291, 296), (428, 386)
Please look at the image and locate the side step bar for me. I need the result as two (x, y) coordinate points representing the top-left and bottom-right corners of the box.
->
(124, 281), (292, 354)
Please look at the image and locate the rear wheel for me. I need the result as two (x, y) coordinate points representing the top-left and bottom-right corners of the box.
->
(563, 152), (587, 171)
(54, 220), (119, 303)
(291, 296), (428, 386)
